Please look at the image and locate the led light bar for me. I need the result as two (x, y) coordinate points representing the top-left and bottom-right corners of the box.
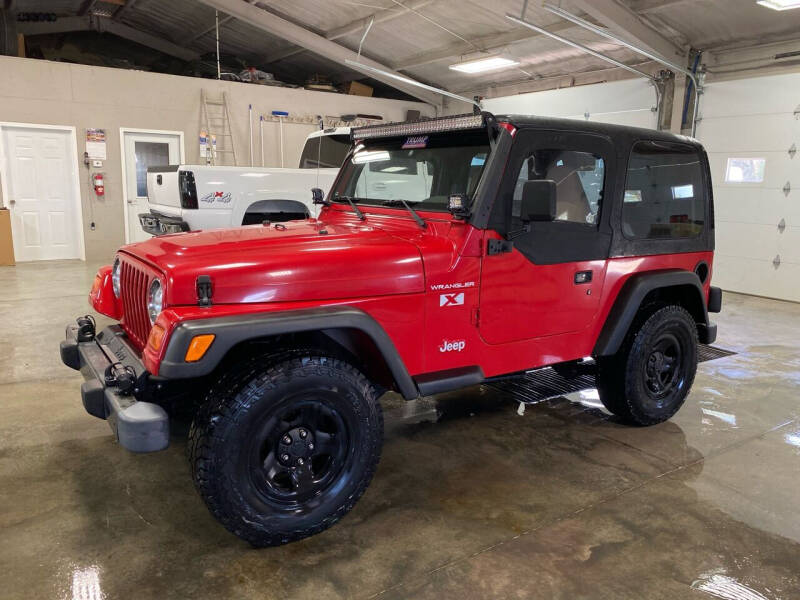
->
(352, 113), (486, 141)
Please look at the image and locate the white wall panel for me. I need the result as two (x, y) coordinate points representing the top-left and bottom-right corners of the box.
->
(697, 72), (800, 302)
(484, 79), (659, 129)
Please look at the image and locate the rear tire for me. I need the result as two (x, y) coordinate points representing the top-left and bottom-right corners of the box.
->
(188, 353), (383, 546)
(596, 305), (697, 426)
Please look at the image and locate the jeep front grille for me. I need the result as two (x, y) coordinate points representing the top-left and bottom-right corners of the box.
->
(120, 259), (152, 348)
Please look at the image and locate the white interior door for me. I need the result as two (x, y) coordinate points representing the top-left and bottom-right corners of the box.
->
(122, 131), (181, 243)
(1, 125), (82, 261)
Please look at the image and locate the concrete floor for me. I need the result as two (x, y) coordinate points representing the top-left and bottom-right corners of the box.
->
(1, 260), (799, 600)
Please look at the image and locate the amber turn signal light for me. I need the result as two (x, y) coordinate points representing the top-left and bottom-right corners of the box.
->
(185, 334), (215, 362)
(147, 324), (166, 351)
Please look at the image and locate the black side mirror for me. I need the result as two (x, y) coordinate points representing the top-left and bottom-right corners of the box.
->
(311, 187), (327, 205)
(520, 180), (557, 222)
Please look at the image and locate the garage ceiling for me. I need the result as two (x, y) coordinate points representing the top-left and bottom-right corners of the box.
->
(9, 0), (800, 103)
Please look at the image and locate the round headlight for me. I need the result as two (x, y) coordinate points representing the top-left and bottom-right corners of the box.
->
(112, 257), (122, 298)
(147, 278), (163, 325)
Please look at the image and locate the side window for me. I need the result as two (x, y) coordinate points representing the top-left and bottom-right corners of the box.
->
(623, 141), (705, 239)
(512, 149), (605, 226)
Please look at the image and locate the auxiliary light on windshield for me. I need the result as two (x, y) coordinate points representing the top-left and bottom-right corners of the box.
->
(352, 113), (485, 141)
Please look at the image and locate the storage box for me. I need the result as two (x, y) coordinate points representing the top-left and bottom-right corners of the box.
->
(343, 80), (374, 97)
(0, 208), (15, 266)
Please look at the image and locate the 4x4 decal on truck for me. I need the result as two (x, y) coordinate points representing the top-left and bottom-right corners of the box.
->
(200, 191), (232, 204)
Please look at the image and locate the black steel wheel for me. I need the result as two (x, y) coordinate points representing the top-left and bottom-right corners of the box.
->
(597, 305), (697, 425)
(246, 396), (351, 510)
(189, 353), (383, 546)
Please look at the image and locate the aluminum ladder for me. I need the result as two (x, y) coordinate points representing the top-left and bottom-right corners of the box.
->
(200, 89), (237, 165)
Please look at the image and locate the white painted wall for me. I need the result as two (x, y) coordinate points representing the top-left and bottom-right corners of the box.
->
(0, 56), (433, 261)
(697, 72), (800, 302)
(482, 79), (659, 129)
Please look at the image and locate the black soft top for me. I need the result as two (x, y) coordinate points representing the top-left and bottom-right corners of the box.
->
(497, 114), (702, 149)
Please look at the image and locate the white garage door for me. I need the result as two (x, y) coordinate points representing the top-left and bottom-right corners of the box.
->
(484, 79), (659, 130)
(1, 125), (83, 262)
(696, 73), (800, 302)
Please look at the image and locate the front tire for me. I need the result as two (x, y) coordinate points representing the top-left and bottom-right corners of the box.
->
(596, 305), (697, 425)
(188, 354), (383, 546)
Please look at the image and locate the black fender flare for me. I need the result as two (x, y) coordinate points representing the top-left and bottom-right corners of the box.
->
(593, 270), (710, 357)
(158, 306), (419, 399)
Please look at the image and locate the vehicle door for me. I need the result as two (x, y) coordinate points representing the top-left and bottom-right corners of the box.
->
(478, 129), (614, 345)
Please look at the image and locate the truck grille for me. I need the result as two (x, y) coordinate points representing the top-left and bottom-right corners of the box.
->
(120, 259), (153, 348)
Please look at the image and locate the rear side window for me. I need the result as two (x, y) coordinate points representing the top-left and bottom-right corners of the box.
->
(622, 141), (705, 239)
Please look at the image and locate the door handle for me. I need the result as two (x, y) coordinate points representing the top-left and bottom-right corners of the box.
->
(574, 270), (592, 284)
(8, 199), (15, 205)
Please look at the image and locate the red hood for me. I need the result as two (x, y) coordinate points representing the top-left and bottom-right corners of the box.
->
(121, 219), (425, 305)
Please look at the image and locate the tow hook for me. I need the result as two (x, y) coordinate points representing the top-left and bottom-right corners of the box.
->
(76, 315), (96, 342)
(104, 363), (137, 395)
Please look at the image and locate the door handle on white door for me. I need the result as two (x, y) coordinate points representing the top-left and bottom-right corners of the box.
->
(7, 199), (15, 204)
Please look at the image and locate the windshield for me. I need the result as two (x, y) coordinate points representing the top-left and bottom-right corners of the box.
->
(331, 131), (490, 211)
(299, 134), (351, 169)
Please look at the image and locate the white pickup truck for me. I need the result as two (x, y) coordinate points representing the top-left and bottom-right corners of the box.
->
(139, 128), (350, 235)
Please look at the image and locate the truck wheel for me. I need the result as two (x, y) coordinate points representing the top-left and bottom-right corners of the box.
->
(596, 305), (697, 426)
(188, 354), (383, 546)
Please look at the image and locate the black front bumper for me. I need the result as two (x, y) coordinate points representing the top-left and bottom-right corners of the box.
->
(138, 211), (191, 236)
(60, 322), (169, 453)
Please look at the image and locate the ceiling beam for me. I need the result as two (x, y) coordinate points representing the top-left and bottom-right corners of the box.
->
(103, 20), (199, 60)
(628, 0), (692, 14)
(182, 15), (234, 45)
(265, 0), (436, 65)
(197, 0), (441, 105)
(392, 19), (575, 70)
(113, 0), (140, 20)
(327, 0), (436, 41)
(180, 0), (259, 46)
(17, 16), (199, 61)
(568, 0), (684, 61)
(17, 16), (88, 35)
(78, 0), (96, 17)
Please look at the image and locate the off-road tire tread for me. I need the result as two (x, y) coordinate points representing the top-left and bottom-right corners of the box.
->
(188, 352), (382, 547)
(597, 305), (697, 426)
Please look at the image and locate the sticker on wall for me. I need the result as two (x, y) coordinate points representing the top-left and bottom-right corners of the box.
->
(85, 128), (106, 160)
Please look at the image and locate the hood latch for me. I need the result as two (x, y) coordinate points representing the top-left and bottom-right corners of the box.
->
(196, 275), (213, 307)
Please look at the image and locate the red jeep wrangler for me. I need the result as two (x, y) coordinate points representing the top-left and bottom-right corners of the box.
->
(61, 113), (721, 546)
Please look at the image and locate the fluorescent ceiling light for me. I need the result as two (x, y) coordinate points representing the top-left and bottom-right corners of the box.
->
(449, 55), (519, 74)
(757, 0), (800, 9)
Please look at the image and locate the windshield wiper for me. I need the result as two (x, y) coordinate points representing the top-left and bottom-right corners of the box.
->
(332, 194), (366, 221)
(381, 199), (427, 229)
